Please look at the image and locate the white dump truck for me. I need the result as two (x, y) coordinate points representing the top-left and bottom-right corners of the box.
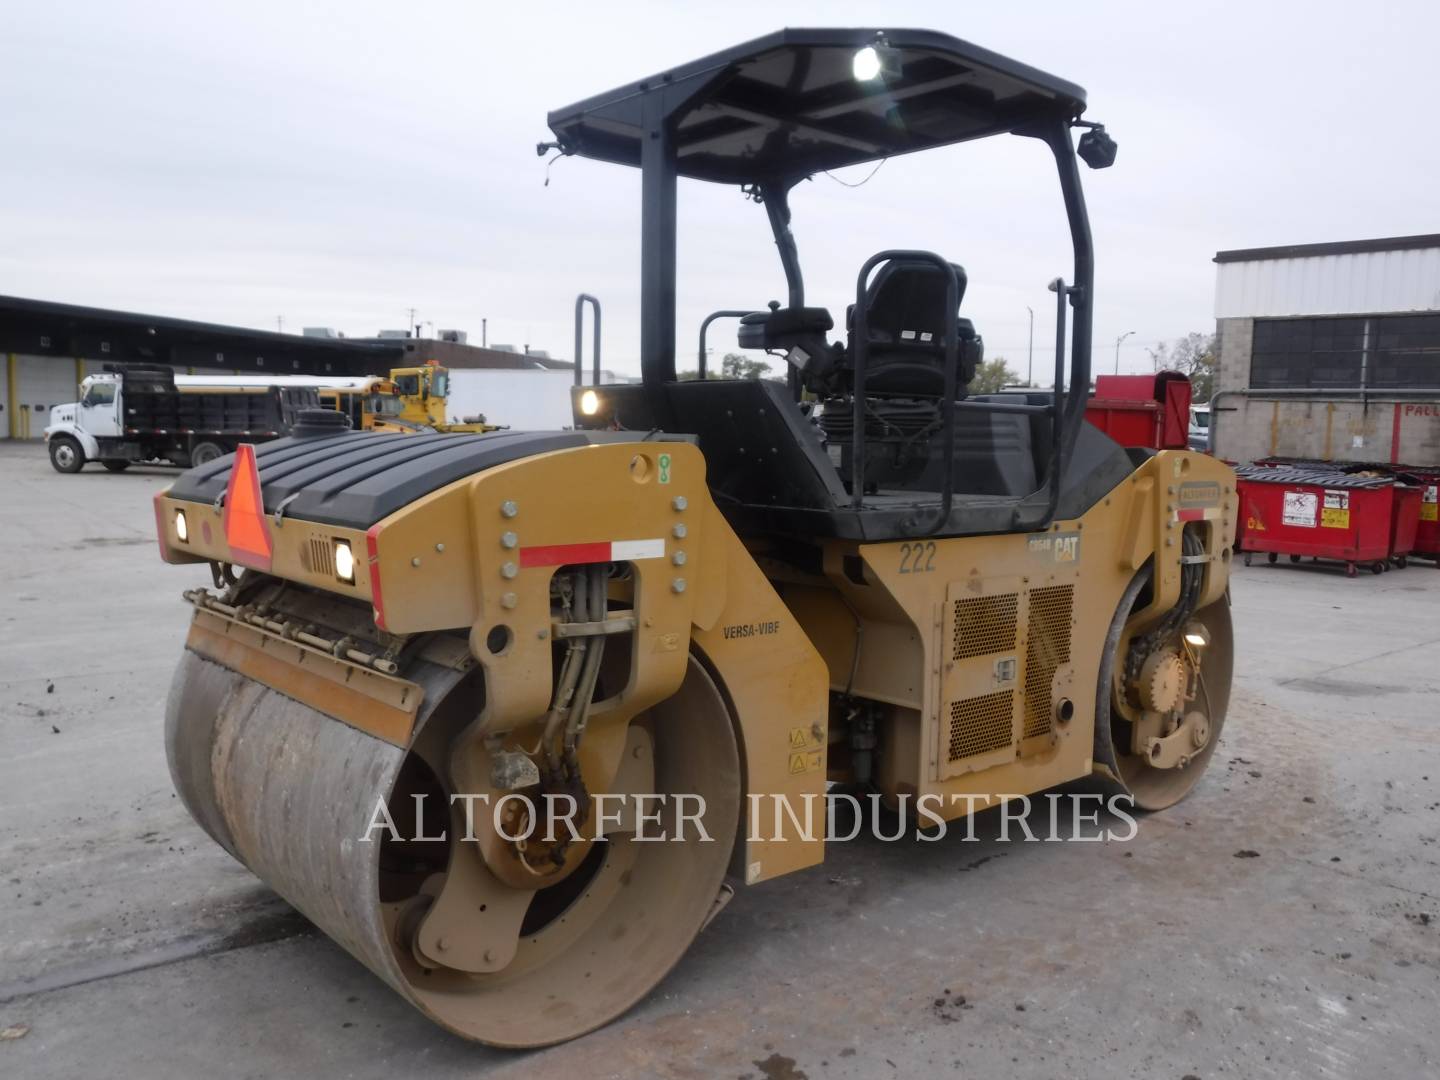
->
(43, 364), (327, 473)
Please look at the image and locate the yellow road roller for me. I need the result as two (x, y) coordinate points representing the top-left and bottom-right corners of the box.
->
(154, 28), (1237, 1046)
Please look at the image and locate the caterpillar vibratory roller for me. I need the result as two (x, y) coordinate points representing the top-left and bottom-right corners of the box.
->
(156, 27), (1236, 1046)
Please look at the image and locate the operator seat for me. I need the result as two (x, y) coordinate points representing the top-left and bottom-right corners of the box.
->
(850, 260), (980, 397)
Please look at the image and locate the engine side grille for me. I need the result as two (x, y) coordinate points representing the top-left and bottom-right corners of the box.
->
(1022, 585), (1075, 739)
(947, 690), (1015, 761)
(951, 594), (1019, 660)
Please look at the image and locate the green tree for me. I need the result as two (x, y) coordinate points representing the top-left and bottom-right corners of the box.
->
(719, 352), (773, 380)
(1149, 332), (1216, 402)
(969, 357), (1022, 394)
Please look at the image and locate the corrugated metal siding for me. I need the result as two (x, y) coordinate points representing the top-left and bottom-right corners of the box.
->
(1215, 246), (1440, 319)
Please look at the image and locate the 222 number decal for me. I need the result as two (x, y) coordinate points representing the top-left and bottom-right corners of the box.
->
(898, 540), (936, 574)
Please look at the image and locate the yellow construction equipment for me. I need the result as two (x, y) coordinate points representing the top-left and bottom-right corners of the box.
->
(155, 29), (1236, 1047)
(315, 374), (429, 433)
(391, 362), (498, 433)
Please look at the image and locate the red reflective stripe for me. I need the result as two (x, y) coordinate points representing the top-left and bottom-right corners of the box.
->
(519, 541), (611, 568)
(366, 525), (387, 631)
(152, 491), (175, 563)
(1176, 507), (1206, 521)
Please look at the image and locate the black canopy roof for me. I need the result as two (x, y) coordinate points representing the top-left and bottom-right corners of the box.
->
(547, 28), (1088, 185)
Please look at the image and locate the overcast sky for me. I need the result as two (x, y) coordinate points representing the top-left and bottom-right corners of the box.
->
(3, 1), (1437, 377)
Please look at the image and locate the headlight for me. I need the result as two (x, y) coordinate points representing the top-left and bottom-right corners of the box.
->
(175, 509), (189, 543)
(1183, 622), (1210, 648)
(852, 46), (882, 81)
(334, 539), (355, 583)
(579, 389), (601, 416)
(852, 37), (899, 82)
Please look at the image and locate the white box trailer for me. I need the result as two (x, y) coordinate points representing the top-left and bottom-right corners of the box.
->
(446, 368), (574, 429)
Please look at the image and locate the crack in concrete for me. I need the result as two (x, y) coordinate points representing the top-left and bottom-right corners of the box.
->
(1277, 636), (1440, 686)
(0, 909), (313, 1004)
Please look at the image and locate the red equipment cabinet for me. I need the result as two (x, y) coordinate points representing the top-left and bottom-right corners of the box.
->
(1235, 465), (1404, 577)
(1085, 371), (1191, 450)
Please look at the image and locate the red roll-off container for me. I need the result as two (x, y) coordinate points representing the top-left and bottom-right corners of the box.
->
(1085, 371), (1192, 450)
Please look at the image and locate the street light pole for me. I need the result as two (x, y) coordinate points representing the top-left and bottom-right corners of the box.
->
(1114, 329), (1135, 375)
(1026, 306), (1034, 387)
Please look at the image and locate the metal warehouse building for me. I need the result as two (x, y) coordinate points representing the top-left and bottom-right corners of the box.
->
(0, 295), (571, 439)
(1212, 233), (1440, 466)
(0, 296), (403, 440)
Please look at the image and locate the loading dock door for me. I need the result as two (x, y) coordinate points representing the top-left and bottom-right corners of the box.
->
(12, 356), (80, 438)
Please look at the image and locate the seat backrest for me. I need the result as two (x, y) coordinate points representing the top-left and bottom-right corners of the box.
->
(850, 261), (970, 397)
(864, 260), (968, 350)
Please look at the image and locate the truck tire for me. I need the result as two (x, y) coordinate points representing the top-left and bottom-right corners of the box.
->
(190, 442), (225, 466)
(49, 437), (85, 474)
(102, 460), (131, 473)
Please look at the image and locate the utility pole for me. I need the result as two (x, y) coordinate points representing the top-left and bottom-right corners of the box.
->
(406, 307), (418, 338)
(482, 318), (488, 348)
(1114, 330), (1135, 375)
(1026, 306), (1034, 387)
(276, 316), (284, 333)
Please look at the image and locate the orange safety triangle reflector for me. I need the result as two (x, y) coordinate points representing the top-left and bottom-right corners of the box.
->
(222, 443), (273, 571)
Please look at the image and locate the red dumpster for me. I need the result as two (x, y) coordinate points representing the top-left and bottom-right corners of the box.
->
(1390, 485), (1422, 565)
(1235, 465), (1401, 577)
(1253, 457), (1440, 567)
(1085, 371), (1191, 450)
(1408, 470), (1440, 562)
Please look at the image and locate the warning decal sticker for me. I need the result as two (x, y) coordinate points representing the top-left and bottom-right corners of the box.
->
(1423, 485), (1438, 523)
(787, 750), (823, 775)
(1320, 489), (1350, 529)
(1282, 490), (1318, 528)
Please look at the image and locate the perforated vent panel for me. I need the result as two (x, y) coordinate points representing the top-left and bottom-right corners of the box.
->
(948, 690), (1015, 761)
(1022, 585), (1074, 739)
(951, 594), (1019, 660)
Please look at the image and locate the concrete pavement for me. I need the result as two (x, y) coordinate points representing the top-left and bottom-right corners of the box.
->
(1, 440), (1437, 1079)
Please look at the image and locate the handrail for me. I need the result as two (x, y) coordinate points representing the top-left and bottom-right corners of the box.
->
(987, 276), (1070, 535)
(573, 294), (601, 386)
(698, 309), (756, 379)
(1035, 277), (1071, 529)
